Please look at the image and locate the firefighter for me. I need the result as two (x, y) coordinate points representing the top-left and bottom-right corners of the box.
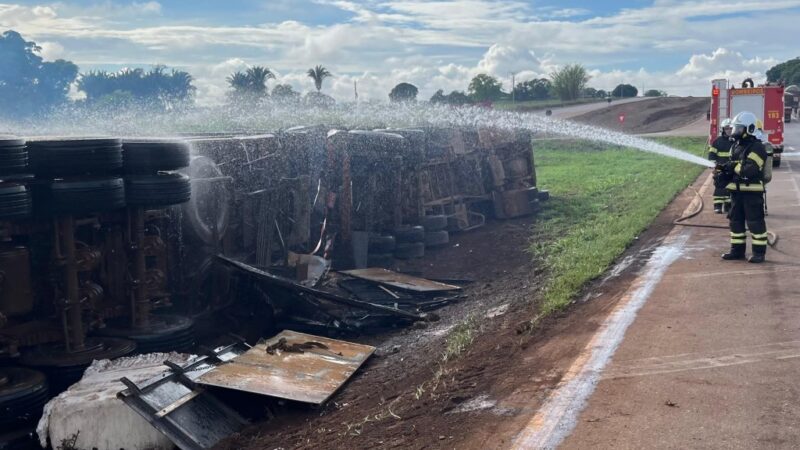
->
(718, 111), (769, 263)
(709, 118), (734, 213)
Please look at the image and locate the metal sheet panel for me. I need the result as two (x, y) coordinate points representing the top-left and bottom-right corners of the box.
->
(196, 330), (375, 405)
(117, 342), (250, 450)
(339, 268), (461, 292)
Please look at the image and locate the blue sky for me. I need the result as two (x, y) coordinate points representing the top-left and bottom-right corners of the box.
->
(3, 1), (799, 104)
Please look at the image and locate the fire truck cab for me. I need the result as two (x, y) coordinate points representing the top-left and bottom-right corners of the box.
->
(709, 78), (784, 167)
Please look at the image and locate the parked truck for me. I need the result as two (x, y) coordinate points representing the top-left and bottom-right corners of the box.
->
(785, 85), (799, 122)
(710, 78), (784, 167)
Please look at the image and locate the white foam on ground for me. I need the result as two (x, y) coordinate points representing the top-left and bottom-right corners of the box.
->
(450, 394), (497, 414)
(37, 352), (195, 450)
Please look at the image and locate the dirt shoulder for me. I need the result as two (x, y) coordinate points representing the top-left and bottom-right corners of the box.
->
(217, 172), (704, 450)
(571, 97), (709, 134)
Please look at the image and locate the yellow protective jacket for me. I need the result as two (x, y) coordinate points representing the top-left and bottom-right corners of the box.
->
(708, 135), (733, 164)
(725, 136), (768, 193)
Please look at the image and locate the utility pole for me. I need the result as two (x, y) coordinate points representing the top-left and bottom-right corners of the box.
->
(510, 72), (516, 104)
(354, 80), (358, 103)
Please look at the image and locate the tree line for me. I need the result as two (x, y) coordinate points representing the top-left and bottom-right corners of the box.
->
(419, 66), (658, 106)
(224, 64), (336, 107)
(0, 29), (691, 119)
(767, 58), (800, 86)
(0, 30), (345, 117)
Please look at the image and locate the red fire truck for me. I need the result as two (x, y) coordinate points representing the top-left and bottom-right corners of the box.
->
(709, 78), (784, 167)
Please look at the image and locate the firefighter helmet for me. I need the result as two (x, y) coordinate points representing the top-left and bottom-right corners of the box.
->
(731, 111), (757, 138)
(755, 119), (764, 130)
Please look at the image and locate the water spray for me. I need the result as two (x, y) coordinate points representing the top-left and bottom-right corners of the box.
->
(0, 102), (712, 168)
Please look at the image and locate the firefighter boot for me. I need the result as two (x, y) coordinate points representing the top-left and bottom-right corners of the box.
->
(722, 244), (746, 260)
(749, 247), (766, 264)
(749, 232), (768, 264)
(714, 204), (723, 214)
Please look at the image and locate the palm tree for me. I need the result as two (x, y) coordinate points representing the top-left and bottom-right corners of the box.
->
(307, 65), (332, 92)
(245, 66), (274, 95)
(227, 71), (249, 91)
(77, 70), (113, 101)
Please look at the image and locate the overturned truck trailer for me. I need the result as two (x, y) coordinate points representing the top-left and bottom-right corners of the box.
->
(183, 126), (538, 272)
(0, 126), (541, 446)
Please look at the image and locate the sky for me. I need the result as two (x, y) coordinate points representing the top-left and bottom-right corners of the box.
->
(2, 0), (799, 105)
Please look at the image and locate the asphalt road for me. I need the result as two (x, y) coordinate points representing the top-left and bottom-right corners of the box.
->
(514, 120), (800, 449)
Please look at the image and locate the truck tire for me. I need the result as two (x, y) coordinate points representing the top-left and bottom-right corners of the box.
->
(394, 225), (425, 243)
(0, 136), (25, 148)
(367, 252), (394, 268)
(0, 144), (27, 174)
(424, 230), (450, 247)
(28, 138), (123, 176)
(0, 185), (32, 219)
(126, 173), (191, 206)
(123, 139), (191, 173)
(49, 177), (126, 214)
(369, 235), (396, 253)
(0, 367), (48, 426)
(394, 242), (425, 259)
(422, 214), (447, 231)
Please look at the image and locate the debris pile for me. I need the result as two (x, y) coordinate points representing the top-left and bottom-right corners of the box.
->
(37, 352), (194, 450)
(116, 331), (374, 449)
(0, 125), (545, 448)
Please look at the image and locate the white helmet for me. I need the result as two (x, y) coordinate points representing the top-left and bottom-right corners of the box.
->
(731, 111), (757, 138)
(720, 118), (732, 135)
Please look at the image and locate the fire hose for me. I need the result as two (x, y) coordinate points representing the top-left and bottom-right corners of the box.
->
(673, 186), (779, 249)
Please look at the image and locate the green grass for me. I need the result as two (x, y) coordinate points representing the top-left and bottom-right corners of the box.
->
(532, 136), (707, 315)
(494, 97), (606, 112)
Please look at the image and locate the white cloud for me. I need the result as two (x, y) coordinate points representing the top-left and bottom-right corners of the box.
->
(1, 1), (799, 105)
(544, 8), (590, 18)
(588, 47), (777, 96)
(678, 48), (777, 78)
(476, 44), (554, 81)
(36, 40), (64, 60)
(132, 2), (162, 15)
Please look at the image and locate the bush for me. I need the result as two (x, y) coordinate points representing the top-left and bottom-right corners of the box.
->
(644, 89), (666, 97)
(389, 82), (419, 102)
(612, 84), (638, 98)
(468, 74), (504, 102)
(550, 64), (590, 101)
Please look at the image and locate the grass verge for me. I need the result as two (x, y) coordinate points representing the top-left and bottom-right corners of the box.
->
(415, 136), (705, 398)
(531, 136), (707, 315)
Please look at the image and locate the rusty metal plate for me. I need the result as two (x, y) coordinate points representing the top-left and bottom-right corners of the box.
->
(196, 330), (375, 405)
(339, 268), (461, 293)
